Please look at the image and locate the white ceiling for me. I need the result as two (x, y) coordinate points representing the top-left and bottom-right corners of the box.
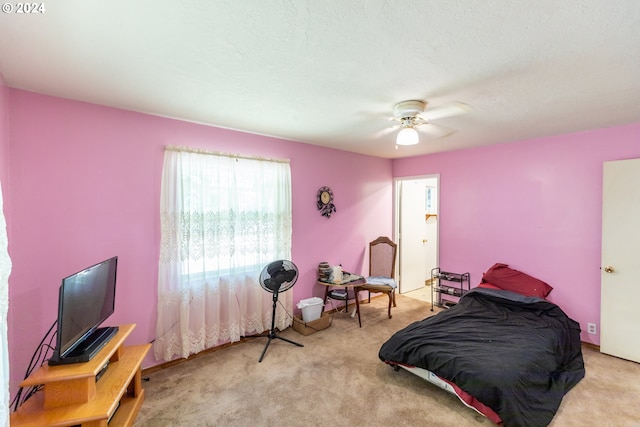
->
(1, 1), (639, 159)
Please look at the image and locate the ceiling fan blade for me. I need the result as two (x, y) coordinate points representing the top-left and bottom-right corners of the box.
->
(372, 125), (399, 139)
(417, 123), (455, 138)
(418, 101), (471, 121)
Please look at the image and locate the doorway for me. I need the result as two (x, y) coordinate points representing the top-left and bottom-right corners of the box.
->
(394, 175), (439, 295)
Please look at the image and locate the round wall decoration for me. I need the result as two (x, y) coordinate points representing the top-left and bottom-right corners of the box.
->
(317, 186), (336, 218)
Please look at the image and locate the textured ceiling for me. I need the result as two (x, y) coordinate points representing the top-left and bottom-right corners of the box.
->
(1, 1), (639, 159)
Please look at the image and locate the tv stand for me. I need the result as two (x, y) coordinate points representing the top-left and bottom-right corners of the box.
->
(11, 324), (150, 427)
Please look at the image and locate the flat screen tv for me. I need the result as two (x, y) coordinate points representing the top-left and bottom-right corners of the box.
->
(48, 256), (119, 366)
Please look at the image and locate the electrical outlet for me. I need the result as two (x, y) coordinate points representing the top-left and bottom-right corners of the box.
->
(587, 323), (597, 335)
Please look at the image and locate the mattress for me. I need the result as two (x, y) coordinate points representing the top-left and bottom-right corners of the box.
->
(379, 287), (585, 427)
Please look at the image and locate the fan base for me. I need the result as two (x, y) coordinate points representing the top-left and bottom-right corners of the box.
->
(394, 100), (426, 119)
(257, 333), (303, 363)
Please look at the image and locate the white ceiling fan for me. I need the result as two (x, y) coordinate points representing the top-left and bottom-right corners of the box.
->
(391, 100), (472, 147)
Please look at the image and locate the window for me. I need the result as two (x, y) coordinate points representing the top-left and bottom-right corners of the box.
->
(160, 148), (292, 281)
(155, 147), (293, 361)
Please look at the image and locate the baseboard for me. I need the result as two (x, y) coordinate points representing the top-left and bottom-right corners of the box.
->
(143, 337), (254, 375)
(143, 293), (386, 376)
(581, 341), (600, 351)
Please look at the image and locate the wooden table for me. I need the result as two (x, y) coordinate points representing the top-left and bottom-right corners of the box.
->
(317, 274), (365, 327)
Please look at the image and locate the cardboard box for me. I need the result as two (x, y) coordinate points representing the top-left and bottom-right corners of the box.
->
(292, 311), (331, 336)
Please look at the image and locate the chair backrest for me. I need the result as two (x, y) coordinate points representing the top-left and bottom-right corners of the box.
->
(369, 236), (397, 278)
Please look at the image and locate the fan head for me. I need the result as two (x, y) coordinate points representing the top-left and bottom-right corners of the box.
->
(259, 260), (299, 293)
(389, 99), (472, 144)
(393, 100), (471, 122)
(393, 100), (427, 119)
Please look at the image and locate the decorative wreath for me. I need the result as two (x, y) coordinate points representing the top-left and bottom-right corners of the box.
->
(317, 186), (336, 218)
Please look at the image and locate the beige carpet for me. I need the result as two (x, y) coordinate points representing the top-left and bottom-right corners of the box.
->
(135, 293), (640, 426)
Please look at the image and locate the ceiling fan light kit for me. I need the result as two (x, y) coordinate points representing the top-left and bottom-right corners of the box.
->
(396, 126), (419, 146)
(391, 99), (471, 147)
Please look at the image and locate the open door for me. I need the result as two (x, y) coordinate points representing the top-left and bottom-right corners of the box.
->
(601, 158), (640, 363)
(395, 176), (439, 294)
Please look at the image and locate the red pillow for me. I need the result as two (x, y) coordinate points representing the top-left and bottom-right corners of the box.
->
(477, 282), (501, 290)
(481, 263), (553, 299)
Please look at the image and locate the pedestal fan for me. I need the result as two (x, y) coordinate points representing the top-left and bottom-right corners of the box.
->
(256, 260), (303, 362)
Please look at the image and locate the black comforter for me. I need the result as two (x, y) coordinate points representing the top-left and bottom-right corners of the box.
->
(379, 288), (585, 427)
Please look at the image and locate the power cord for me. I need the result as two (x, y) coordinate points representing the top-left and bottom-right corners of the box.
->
(11, 319), (57, 412)
(277, 298), (305, 329)
(325, 296), (346, 313)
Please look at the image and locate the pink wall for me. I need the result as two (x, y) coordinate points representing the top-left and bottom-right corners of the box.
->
(7, 84), (639, 400)
(393, 123), (640, 345)
(6, 89), (393, 396)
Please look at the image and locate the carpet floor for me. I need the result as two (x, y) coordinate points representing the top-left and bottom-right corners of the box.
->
(135, 293), (640, 426)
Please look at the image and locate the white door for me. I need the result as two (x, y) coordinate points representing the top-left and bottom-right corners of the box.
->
(396, 177), (439, 293)
(601, 157), (640, 363)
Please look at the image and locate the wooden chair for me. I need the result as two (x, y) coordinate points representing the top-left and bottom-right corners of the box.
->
(359, 236), (397, 319)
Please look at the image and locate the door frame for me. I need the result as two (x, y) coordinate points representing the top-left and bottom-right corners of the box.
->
(394, 174), (440, 294)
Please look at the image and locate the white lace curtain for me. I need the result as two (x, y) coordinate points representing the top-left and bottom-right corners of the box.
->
(0, 182), (12, 427)
(155, 147), (293, 362)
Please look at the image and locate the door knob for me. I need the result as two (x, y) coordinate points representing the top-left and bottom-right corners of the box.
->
(422, 239), (428, 243)
(604, 266), (615, 274)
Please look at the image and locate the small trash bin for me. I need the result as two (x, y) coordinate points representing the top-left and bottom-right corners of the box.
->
(297, 297), (324, 322)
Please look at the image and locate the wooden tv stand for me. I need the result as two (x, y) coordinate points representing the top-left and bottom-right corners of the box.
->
(11, 324), (150, 427)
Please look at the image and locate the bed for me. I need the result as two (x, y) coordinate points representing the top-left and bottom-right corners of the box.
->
(378, 263), (585, 427)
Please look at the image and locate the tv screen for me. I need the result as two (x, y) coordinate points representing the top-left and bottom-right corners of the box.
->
(49, 256), (118, 365)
